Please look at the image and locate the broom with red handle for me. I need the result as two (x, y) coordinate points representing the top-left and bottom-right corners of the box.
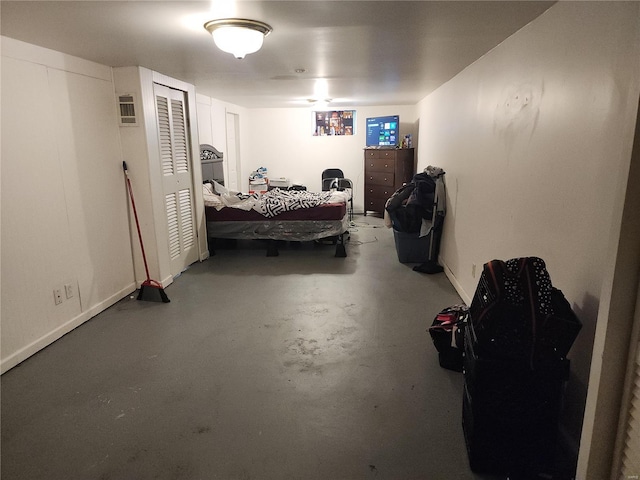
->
(123, 161), (170, 303)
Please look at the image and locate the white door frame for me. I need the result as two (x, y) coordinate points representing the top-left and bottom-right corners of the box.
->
(137, 68), (207, 287)
(225, 110), (242, 191)
(153, 83), (199, 278)
(577, 95), (640, 479)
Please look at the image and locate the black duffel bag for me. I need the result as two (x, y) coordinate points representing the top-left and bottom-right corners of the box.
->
(428, 304), (468, 372)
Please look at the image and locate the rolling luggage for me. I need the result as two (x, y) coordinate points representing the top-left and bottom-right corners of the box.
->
(462, 257), (581, 476)
(462, 320), (569, 475)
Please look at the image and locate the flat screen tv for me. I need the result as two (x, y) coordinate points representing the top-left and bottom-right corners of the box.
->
(365, 115), (399, 147)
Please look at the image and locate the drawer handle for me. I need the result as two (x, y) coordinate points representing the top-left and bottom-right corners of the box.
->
(384, 164), (388, 168)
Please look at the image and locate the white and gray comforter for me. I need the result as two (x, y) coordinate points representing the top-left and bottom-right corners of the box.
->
(203, 181), (350, 218)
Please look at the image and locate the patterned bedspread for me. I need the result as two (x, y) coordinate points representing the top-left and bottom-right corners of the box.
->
(203, 182), (350, 218)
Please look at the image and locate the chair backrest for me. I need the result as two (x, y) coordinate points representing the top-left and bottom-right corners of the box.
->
(322, 168), (344, 191)
(322, 168), (344, 180)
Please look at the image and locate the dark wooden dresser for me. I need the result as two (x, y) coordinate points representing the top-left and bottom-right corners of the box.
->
(364, 148), (415, 215)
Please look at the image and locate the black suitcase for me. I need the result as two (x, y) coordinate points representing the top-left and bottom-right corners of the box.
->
(462, 321), (569, 475)
(462, 257), (580, 476)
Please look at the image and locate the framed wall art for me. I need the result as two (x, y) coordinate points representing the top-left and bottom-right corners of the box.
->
(312, 110), (355, 136)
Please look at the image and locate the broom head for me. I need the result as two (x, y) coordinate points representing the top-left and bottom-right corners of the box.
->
(137, 279), (170, 303)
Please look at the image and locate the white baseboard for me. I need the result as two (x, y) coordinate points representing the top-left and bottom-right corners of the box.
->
(1, 282), (136, 374)
(442, 259), (472, 305)
(133, 276), (173, 289)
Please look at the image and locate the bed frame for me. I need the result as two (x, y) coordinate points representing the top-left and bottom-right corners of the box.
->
(205, 202), (349, 257)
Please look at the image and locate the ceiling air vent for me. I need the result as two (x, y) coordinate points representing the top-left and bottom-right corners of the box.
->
(118, 94), (138, 126)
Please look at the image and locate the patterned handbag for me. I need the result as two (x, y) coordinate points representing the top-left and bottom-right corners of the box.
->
(469, 257), (555, 366)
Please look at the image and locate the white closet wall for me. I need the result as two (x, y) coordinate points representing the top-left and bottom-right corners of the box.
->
(195, 93), (248, 192)
(113, 67), (207, 285)
(1, 38), (135, 372)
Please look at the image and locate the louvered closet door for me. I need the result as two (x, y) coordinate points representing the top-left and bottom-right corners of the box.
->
(620, 343), (640, 478)
(616, 281), (640, 479)
(154, 84), (198, 277)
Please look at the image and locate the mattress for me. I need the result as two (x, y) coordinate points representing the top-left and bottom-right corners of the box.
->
(203, 181), (350, 242)
(206, 202), (346, 222)
(206, 204), (348, 242)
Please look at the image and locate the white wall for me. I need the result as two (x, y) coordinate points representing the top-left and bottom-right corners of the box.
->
(113, 67), (159, 286)
(243, 106), (418, 212)
(114, 68), (209, 285)
(193, 101), (418, 212)
(414, 0), (640, 458)
(195, 93), (248, 190)
(1, 38), (136, 372)
(196, 93), (240, 155)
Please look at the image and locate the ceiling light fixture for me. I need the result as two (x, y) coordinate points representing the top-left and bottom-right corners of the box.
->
(204, 18), (272, 59)
(307, 98), (332, 105)
(307, 79), (331, 106)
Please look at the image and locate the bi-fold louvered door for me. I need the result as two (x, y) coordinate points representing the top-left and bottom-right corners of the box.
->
(154, 83), (198, 277)
(615, 282), (640, 479)
(619, 342), (640, 478)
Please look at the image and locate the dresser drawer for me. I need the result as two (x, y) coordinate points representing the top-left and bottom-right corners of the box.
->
(366, 185), (394, 199)
(365, 156), (395, 173)
(364, 149), (396, 160)
(365, 171), (394, 187)
(364, 196), (387, 215)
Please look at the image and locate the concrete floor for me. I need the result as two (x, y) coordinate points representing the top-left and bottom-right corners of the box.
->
(2, 216), (506, 480)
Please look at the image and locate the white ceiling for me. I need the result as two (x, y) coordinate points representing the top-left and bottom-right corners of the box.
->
(0, 1), (555, 108)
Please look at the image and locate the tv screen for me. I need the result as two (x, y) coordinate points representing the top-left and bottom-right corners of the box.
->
(366, 115), (399, 147)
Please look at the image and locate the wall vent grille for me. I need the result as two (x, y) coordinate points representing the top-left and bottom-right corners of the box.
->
(118, 94), (138, 126)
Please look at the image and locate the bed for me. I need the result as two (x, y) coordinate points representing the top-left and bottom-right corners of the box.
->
(203, 182), (351, 257)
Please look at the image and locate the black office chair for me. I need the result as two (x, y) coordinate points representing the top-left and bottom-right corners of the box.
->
(321, 168), (353, 221)
(321, 168), (344, 191)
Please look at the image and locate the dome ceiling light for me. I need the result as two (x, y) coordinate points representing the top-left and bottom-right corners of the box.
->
(204, 18), (272, 59)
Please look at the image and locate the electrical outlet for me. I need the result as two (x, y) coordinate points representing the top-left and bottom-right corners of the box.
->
(53, 288), (63, 305)
(65, 283), (74, 299)
(471, 263), (477, 278)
